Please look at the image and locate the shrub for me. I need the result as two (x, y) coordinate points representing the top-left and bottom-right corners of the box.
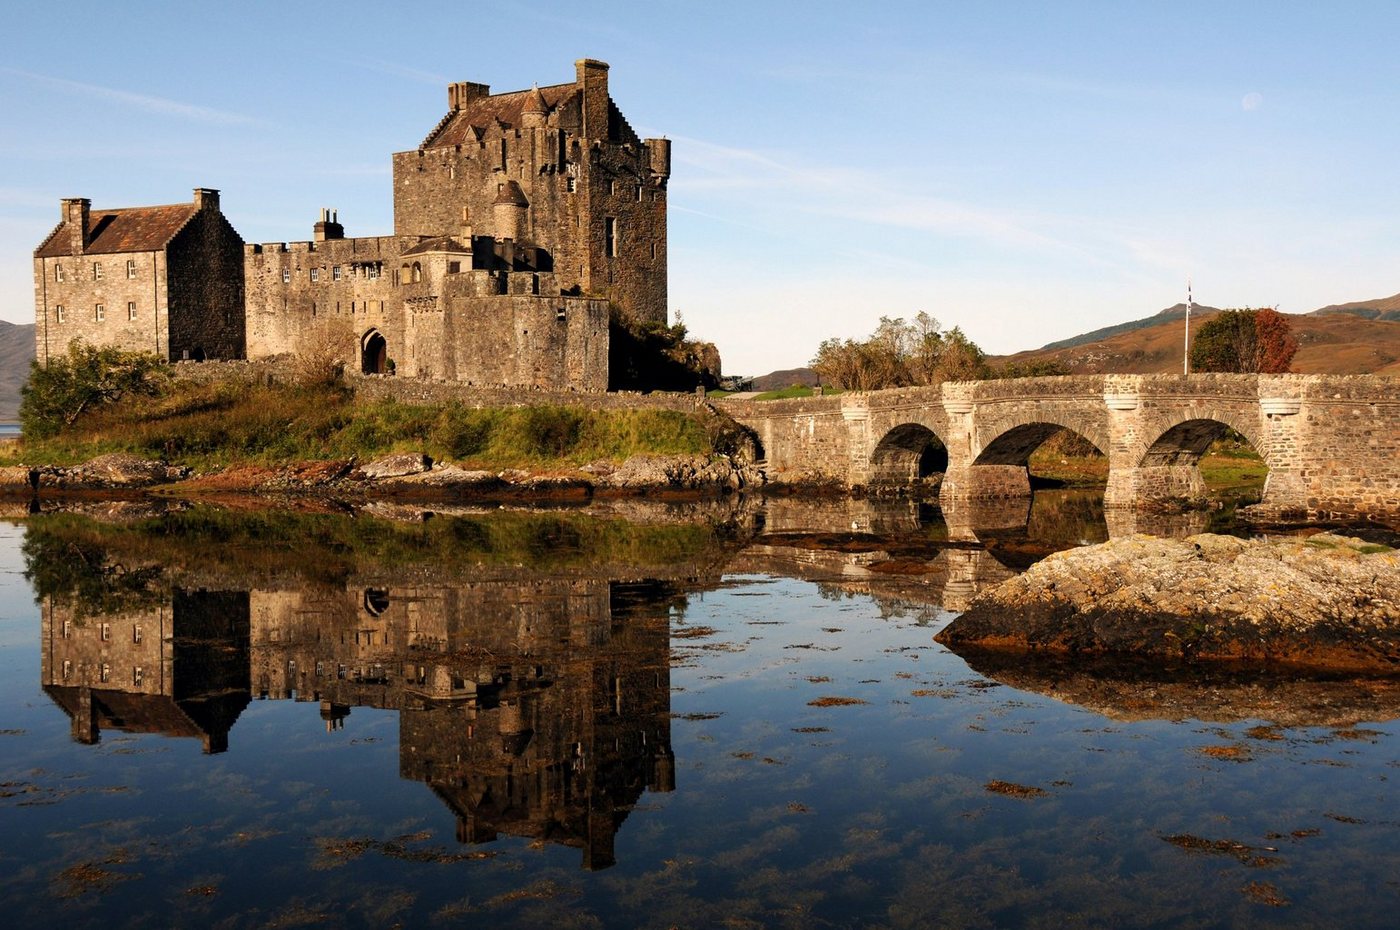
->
(20, 341), (168, 440)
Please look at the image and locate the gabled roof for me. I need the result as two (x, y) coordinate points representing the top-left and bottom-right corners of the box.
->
(421, 82), (578, 149)
(34, 202), (199, 258)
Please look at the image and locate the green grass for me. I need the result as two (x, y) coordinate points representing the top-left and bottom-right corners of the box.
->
(3, 379), (716, 472)
(752, 385), (838, 401)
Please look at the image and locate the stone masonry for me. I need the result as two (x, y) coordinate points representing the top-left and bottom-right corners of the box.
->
(719, 374), (1400, 522)
(35, 60), (668, 393)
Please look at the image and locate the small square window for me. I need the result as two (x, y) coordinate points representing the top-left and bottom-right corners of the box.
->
(282, 268), (291, 284)
(92, 262), (102, 280)
(367, 265), (380, 280)
(133, 624), (142, 644)
(100, 623), (110, 641)
(133, 667), (144, 687)
(55, 264), (65, 283)
(332, 265), (342, 281)
(126, 259), (137, 279)
(94, 303), (105, 322)
(566, 177), (576, 193)
(127, 301), (137, 320)
(55, 305), (65, 324)
(310, 268), (319, 283)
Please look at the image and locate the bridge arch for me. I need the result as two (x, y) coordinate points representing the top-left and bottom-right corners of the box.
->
(870, 423), (948, 484)
(1138, 413), (1264, 469)
(973, 421), (1107, 467)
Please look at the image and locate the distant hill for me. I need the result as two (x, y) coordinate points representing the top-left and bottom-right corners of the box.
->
(0, 322), (35, 422)
(752, 367), (819, 391)
(993, 300), (1400, 377)
(1310, 292), (1400, 323)
(1040, 303), (1221, 351)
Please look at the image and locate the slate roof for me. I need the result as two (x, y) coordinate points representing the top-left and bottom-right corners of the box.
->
(401, 235), (473, 256)
(34, 202), (199, 258)
(421, 82), (578, 149)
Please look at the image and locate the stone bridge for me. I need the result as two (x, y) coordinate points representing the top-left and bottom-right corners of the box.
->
(718, 374), (1400, 521)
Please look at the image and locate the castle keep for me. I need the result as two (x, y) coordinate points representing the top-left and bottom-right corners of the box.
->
(33, 60), (670, 391)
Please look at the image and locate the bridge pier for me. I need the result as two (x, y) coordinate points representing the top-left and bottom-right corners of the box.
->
(939, 464), (1030, 506)
(1103, 464), (1206, 509)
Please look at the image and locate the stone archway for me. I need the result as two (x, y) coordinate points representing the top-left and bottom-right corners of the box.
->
(870, 423), (948, 485)
(1127, 417), (1268, 505)
(361, 330), (388, 375)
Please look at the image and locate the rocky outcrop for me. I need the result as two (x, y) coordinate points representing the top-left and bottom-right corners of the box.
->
(40, 454), (191, 489)
(937, 533), (1400, 673)
(355, 453), (432, 480)
(583, 454), (760, 491)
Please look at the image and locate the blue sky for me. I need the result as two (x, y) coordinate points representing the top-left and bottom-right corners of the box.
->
(4, 1), (1399, 374)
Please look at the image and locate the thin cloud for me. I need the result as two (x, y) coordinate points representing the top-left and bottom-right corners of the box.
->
(3, 68), (255, 125)
(352, 59), (449, 87)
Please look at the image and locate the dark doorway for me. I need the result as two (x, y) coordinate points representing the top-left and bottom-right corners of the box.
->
(362, 331), (387, 374)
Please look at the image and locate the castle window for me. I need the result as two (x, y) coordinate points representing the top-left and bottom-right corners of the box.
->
(651, 243), (657, 261)
(411, 262), (422, 283)
(94, 303), (105, 322)
(605, 217), (618, 258)
(448, 261), (460, 274)
(92, 262), (102, 280)
(100, 623), (110, 641)
(607, 179), (616, 196)
(133, 667), (144, 687)
(100, 664), (110, 683)
(367, 264), (380, 280)
(333, 265), (342, 281)
(127, 301), (137, 320)
(133, 624), (142, 644)
(636, 185), (643, 202)
(566, 177), (576, 193)
(55, 264), (64, 283)
(126, 259), (137, 279)
(310, 268), (319, 283)
(63, 620), (72, 638)
(55, 305), (65, 324)
(62, 660), (71, 680)
(282, 268), (291, 284)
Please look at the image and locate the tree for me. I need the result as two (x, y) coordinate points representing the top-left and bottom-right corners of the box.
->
(1190, 308), (1297, 373)
(20, 341), (168, 439)
(810, 313), (990, 390)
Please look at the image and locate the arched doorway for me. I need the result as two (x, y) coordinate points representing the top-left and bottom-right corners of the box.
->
(870, 424), (948, 485)
(361, 330), (388, 375)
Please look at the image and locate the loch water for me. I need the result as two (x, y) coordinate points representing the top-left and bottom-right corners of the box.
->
(0, 494), (1396, 929)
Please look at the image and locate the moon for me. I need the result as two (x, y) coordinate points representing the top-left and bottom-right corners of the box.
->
(1242, 92), (1264, 111)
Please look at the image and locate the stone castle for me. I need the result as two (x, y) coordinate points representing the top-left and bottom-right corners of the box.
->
(32, 60), (670, 392)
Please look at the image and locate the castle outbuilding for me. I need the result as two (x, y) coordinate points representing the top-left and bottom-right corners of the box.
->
(32, 189), (245, 365)
(33, 60), (670, 392)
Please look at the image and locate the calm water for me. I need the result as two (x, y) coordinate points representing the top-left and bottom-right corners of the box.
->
(0, 496), (1396, 928)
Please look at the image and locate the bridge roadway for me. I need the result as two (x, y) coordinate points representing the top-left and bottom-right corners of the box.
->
(718, 373), (1400, 522)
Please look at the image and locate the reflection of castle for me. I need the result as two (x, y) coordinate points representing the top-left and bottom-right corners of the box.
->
(41, 590), (251, 754)
(42, 578), (674, 870)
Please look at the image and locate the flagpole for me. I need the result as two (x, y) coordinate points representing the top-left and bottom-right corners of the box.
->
(1184, 280), (1192, 375)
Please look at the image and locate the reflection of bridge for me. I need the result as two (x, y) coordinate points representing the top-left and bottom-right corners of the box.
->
(721, 374), (1400, 520)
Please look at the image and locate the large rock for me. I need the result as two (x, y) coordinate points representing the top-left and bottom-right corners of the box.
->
(586, 454), (758, 491)
(936, 533), (1400, 673)
(357, 452), (433, 480)
(67, 453), (190, 487)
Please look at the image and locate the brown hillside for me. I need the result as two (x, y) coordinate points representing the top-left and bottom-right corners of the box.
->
(992, 310), (1400, 377)
(0, 321), (36, 422)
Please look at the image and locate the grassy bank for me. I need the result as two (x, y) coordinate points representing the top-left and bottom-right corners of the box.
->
(5, 378), (720, 472)
(1028, 433), (1267, 498)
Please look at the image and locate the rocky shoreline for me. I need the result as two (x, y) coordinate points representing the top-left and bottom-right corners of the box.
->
(936, 532), (1400, 673)
(0, 450), (770, 501)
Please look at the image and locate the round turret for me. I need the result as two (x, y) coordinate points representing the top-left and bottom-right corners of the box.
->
(493, 180), (529, 240)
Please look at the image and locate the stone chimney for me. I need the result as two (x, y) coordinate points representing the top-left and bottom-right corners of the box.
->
(447, 81), (490, 111)
(193, 187), (220, 211)
(313, 208), (344, 242)
(61, 197), (90, 255)
(576, 58), (610, 140)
